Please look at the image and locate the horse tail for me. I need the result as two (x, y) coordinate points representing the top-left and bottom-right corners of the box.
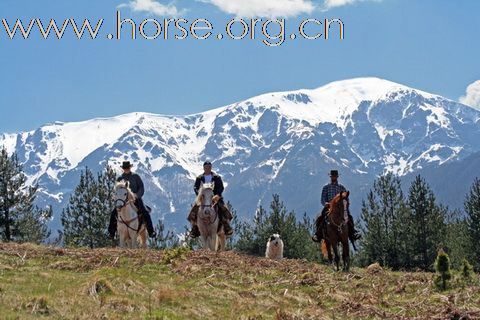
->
(321, 240), (328, 258)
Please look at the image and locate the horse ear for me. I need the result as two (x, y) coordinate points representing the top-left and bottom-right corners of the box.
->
(125, 181), (129, 188)
(346, 191), (350, 198)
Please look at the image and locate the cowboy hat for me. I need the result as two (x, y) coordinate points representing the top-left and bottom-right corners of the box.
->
(329, 170), (339, 177)
(121, 161), (133, 169)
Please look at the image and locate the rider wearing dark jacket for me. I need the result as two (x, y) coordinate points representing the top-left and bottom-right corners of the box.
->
(108, 161), (156, 239)
(194, 172), (224, 198)
(188, 161), (234, 238)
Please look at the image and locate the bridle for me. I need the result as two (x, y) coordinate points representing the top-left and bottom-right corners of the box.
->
(115, 187), (140, 232)
(328, 195), (349, 233)
(198, 188), (218, 225)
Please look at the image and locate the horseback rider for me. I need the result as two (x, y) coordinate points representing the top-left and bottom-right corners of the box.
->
(187, 161), (234, 238)
(312, 170), (361, 245)
(108, 161), (156, 239)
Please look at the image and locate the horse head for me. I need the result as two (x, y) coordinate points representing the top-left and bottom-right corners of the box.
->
(330, 191), (350, 221)
(197, 182), (216, 216)
(114, 181), (136, 209)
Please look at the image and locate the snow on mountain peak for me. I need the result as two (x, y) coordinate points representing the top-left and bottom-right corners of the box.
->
(229, 77), (440, 127)
(2, 77), (480, 231)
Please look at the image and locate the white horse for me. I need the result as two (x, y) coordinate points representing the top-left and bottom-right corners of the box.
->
(114, 181), (147, 249)
(196, 182), (226, 251)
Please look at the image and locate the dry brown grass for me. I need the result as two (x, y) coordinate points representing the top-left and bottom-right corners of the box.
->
(1, 242), (479, 319)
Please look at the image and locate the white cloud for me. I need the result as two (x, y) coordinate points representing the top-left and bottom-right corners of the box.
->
(460, 80), (480, 110)
(118, 0), (183, 17)
(323, 0), (382, 10)
(199, 0), (315, 18)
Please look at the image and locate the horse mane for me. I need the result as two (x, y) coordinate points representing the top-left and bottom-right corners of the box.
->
(329, 191), (349, 216)
(195, 183), (214, 206)
(115, 181), (136, 202)
(195, 193), (203, 206)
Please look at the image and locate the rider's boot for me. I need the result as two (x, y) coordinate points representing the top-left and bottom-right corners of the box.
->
(217, 202), (234, 236)
(348, 215), (361, 241)
(108, 209), (117, 239)
(313, 206), (329, 242)
(188, 205), (200, 238)
(312, 215), (325, 243)
(144, 212), (156, 238)
(347, 215), (361, 250)
(190, 224), (200, 238)
(222, 220), (234, 237)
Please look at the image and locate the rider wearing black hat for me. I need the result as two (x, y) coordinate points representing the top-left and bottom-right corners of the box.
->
(312, 169), (360, 246)
(108, 161), (156, 239)
(187, 161), (234, 238)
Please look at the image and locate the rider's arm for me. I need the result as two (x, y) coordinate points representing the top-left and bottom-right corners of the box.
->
(321, 186), (327, 207)
(193, 177), (201, 195)
(216, 176), (224, 195)
(135, 175), (145, 198)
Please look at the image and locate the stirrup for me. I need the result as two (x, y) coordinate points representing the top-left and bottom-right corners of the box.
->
(312, 234), (323, 243)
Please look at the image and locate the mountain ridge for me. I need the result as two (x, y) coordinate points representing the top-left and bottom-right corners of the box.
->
(1, 77), (479, 231)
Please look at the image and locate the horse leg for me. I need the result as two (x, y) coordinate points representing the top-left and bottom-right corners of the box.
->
(131, 234), (137, 249)
(212, 234), (219, 252)
(209, 234), (216, 251)
(342, 238), (350, 272)
(332, 243), (340, 271)
(199, 236), (207, 250)
(139, 228), (147, 249)
(118, 226), (126, 248)
(217, 233), (226, 252)
(325, 239), (333, 265)
(119, 234), (125, 248)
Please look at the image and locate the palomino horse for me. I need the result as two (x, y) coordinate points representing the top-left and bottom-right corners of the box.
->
(196, 182), (226, 251)
(114, 181), (147, 249)
(321, 191), (351, 271)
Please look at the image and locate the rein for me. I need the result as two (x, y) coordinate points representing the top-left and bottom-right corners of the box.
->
(115, 188), (141, 233)
(200, 203), (218, 225)
(328, 198), (348, 233)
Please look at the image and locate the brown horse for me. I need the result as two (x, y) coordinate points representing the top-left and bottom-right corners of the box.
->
(321, 191), (351, 271)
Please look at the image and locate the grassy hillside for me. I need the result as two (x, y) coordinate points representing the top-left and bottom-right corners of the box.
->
(0, 243), (479, 319)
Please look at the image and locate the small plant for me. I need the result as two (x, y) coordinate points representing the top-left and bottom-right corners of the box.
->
(161, 246), (190, 264)
(459, 259), (474, 283)
(434, 249), (452, 291)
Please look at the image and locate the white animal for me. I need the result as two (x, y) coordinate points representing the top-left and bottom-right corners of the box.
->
(196, 182), (226, 251)
(265, 234), (284, 260)
(114, 181), (147, 249)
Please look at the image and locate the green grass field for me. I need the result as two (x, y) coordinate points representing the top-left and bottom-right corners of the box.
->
(0, 243), (479, 319)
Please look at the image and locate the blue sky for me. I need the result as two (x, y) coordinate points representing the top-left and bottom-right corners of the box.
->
(0, 0), (479, 133)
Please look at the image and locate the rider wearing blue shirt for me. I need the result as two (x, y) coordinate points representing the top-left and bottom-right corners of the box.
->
(312, 170), (360, 246)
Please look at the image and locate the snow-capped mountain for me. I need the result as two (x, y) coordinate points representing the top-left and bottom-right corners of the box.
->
(2, 77), (479, 230)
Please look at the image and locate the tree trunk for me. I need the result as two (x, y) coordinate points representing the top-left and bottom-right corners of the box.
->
(4, 208), (10, 241)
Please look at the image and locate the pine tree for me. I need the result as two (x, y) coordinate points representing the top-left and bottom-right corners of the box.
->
(434, 249), (452, 291)
(0, 147), (52, 243)
(234, 194), (319, 261)
(407, 175), (447, 271)
(14, 185), (52, 244)
(61, 167), (110, 248)
(459, 259), (474, 283)
(97, 165), (116, 220)
(149, 219), (179, 249)
(358, 173), (409, 269)
(443, 209), (469, 270)
(465, 177), (480, 270)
